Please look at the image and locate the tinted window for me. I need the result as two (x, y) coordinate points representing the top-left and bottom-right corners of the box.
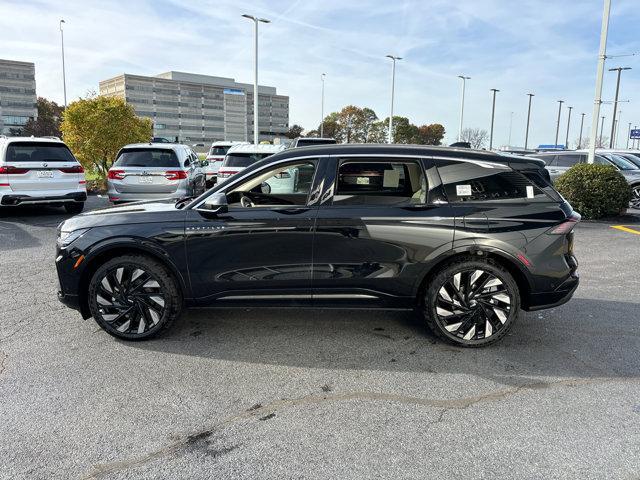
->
(438, 161), (550, 202)
(531, 154), (556, 166)
(6, 142), (76, 162)
(209, 146), (230, 156)
(607, 154), (637, 170)
(619, 153), (640, 168)
(555, 154), (582, 167)
(224, 153), (274, 168)
(294, 138), (337, 147)
(333, 160), (426, 206)
(114, 149), (180, 168)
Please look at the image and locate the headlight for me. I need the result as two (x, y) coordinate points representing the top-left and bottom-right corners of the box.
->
(57, 227), (91, 247)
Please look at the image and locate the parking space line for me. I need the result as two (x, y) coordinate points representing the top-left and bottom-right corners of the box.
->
(611, 225), (640, 235)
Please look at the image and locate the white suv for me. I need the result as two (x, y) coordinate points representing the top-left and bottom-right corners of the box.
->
(0, 136), (86, 213)
(203, 141), (249, 187)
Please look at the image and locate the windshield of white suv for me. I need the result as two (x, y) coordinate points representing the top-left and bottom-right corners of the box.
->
(6, 142), (76, 162)
(114, 148), (180, 168)
(223, 153), (274, 168)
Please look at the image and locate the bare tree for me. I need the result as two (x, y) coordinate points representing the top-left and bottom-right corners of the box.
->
(460, 128), (489, 149)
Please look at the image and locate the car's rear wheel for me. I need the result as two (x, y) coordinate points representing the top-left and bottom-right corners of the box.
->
(630, 184), (640, 209)
(64, 202), (84, 214)
(424, 258), (520, 347)
(87, 255), (182, 340)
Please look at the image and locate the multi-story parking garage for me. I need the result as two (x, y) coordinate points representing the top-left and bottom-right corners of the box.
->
(0, 59), (37, 135)
(99, 71), (289, 144)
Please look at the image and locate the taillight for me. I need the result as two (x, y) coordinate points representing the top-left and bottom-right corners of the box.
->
(165, 170), (187, 180)
(107, 169), (126, 180)
(0, 166), (29, 174)
(59, 165), (84, 174)
(549, 212), (581, 234)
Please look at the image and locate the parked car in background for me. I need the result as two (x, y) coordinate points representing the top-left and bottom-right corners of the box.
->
(56, 144), (579, 347)
(151, 137), (172, 144)
(288, 137), (337, 148)
(531, 150), (640, 208)
(0, 136), (86, 213)
(216, 143), (286, 183)
(107, 143), (206, 203)
(203, 141), (249, 187)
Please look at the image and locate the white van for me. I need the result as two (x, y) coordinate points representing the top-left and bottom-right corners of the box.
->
(216, 143), (286, 183)
(0, 136), (86, 213)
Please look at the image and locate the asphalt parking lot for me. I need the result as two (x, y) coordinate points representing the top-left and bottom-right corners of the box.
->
(1, 196), (639, 480)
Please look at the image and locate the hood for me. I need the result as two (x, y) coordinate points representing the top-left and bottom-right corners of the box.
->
(60, 198), (186, 232)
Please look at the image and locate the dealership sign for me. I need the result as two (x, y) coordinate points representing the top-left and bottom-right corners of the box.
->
(631, 129), (640, 139)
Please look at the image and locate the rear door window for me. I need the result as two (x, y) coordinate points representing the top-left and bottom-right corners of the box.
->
(114, 149), (180, 168)
(437, 160), (552, 203)
(555, 154), (582, 167)
(6, 142), (76, 162)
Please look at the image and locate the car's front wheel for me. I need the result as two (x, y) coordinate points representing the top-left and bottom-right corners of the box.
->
(423, 258), (520, 347)
(630, 184), (640, 209)
(87, 254), (182, 340)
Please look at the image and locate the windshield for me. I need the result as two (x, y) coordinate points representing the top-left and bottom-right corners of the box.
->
(607, 154), (638, 171)
(6, 142), (76, 162)
(209, 146), (230, 156)
(618, 153), (640, 168)
(223, 153), (273, 168)
(114, 148), (180, 168)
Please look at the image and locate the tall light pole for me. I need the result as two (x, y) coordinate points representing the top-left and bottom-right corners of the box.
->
(588, 0), (611, 163)
(489, 88), (499, 150)
(614, 111), (621, 148)
(555, 100), (564, 147)
(524, 93), (534, 150)
(59, 19), (67, 109)
(320, 73), (326, 137)
(457, 75), (470, 142)
(508, 111), (514, 146)
(627, 122), (632, 149)
(242, 14), (270, 145)
(565, 106), (573, 149)
(386, 55), (402, 143)
(599, 115), (606, 147)
(578, 113), (586, 148)
(608, 66), (631, 148)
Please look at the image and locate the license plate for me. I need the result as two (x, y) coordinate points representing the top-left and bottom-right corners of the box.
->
(37, 170), (54, 178)
(138, 176), (154, 184)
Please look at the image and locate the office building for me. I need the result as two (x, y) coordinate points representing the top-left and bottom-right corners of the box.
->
(0, 59), (37, 135)
(99, 71), (289, 143)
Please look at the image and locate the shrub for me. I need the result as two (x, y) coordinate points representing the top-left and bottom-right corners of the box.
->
(555, 163), (630, 219)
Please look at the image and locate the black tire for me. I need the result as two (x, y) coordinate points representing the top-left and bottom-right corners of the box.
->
(87, 254), (182, 340)
(64, 202), (85, 214)
(630, 184), (640, 209)
(423, 257), (520, 347)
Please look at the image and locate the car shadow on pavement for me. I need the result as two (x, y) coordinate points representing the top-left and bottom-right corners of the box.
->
(129, 297), (639, 386)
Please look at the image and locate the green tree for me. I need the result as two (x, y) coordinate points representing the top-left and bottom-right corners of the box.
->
(285, 124), (304, 139)
(373, 116), (419, 144)
(22, 97), (64, 137)
(416, 123), (445, 145)
(61, 96), (152, 177)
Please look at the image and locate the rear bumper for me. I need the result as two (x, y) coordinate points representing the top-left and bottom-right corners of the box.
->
(107, 191), (184, 203)
(524, 273), (580, 311)
(0, 191), (86, 206)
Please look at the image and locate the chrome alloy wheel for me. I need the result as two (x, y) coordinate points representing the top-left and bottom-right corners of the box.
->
(95, 265), (166, 335)
(435, 269), (512, 341)
(631, 185), (640, 209)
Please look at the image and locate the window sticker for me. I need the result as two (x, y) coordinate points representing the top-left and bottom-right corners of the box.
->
(456, 184), (472, 196)
(383, 169), (400, 188)
(526, 185), (535, 199)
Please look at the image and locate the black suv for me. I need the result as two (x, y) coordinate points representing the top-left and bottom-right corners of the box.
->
(56, 145), (579, 347)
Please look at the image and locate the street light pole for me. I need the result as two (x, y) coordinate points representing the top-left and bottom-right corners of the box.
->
(588, 0), (611, 163)
(242, 14), (270, 145)
(320, 73), (326, 137)
(578, 113), (586, 148)
(614, 112), (621, 148)
(555, 100), (564, 147)
(524, 93), (534, 150)
(608, 66), (631, 148)
(599, 115), (606, 147)
(386, 55), (402, 143)
(457, 75), (470, 142)
(59, 19), (67, 109)
(489, 88), (499, 150)
(508, 111), (514, 146)
(627, 122), (632, 149)
(565, 106), (573, 149)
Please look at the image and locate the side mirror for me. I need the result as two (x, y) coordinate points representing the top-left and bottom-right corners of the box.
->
(198, 192), (228, 216)
(261, 182), (271, 194)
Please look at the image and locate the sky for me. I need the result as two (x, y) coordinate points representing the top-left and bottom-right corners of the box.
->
(2, 0), (640, 147)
